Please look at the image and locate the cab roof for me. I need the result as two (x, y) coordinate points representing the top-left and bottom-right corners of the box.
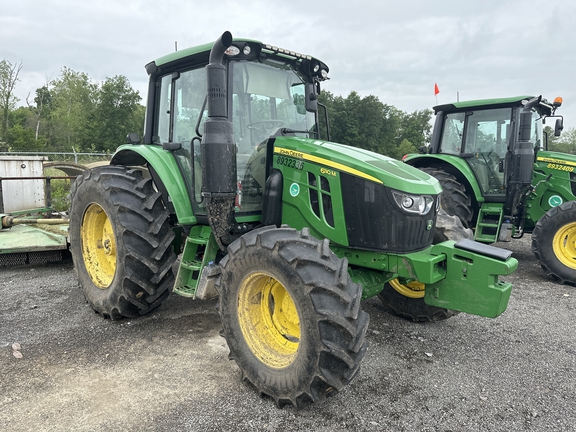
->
(433, 95), (555, 117)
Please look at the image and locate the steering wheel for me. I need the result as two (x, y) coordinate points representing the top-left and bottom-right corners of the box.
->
(247, 120), (285, 132)
(486, 151), (500, 164)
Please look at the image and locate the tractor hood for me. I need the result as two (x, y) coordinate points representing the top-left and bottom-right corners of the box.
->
(272, 136), (442, 195)
(536, 150), (576, 167)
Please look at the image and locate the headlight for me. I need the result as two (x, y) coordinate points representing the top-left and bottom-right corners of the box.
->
(392, 191), (435, 215)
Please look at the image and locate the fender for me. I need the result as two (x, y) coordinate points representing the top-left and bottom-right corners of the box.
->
(404, 154), (485, 205)
(110, 144), (196, 225)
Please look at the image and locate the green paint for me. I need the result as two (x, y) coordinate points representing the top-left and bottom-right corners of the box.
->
(111, 145), (196, 225)
(424, 242), (518, 318)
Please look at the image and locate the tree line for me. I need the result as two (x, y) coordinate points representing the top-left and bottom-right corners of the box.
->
(0, 60), (143, 154)
(318, 91), (432, 159)
(545, 126), (576, 154)
(0, 59), (436, 159)
(4, 58), (573, 159)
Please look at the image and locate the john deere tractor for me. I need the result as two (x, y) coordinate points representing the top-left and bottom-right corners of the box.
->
(404, 95), (575, 284)
(69, 32), (518, 407)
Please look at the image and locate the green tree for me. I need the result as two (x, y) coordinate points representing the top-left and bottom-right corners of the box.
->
(378, 104), (403, 156)
(398, 109), (433, 151)
(49, 68), (97, 152)
(0, 60), (23, 142)
(5, 106), (45, 151)
(319, 90), (432, 159)
(389, 138), (417, 160)
(549, 127), (576, 154)
(27, 85), (53, 142)
(7, 123), (36, 151)
(93, 75), (142, 152)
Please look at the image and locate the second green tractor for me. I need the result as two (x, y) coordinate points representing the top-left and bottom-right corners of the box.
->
(404, 95), (575, 285)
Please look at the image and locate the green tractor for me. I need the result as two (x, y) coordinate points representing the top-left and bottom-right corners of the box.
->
(69, 32), (518, 407)
(404, 95), (575, 284)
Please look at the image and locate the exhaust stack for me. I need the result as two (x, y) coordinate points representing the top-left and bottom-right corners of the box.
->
(201, 31), (237, 250)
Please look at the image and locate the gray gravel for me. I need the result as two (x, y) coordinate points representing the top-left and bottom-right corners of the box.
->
(1, 234), (575, 431)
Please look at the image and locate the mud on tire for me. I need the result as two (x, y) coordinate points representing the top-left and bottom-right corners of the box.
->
(69, 166), (176, 319)
(217, 225), (369, 408)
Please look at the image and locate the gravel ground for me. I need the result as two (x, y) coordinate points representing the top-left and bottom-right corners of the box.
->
(1, 234), (575, 432)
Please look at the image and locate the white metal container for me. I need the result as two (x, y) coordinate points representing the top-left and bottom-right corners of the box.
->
(0, 156), (47, 212)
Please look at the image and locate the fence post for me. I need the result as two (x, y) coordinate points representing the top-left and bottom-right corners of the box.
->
(0, 177), (3, 213)
(45, 177), (52, 209)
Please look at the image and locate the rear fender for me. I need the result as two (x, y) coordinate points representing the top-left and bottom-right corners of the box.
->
(111, 145), (196, 225)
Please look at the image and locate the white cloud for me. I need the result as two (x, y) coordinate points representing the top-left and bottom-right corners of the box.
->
(2, 0), (576, 128)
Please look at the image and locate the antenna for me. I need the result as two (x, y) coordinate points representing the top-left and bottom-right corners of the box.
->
(175, 41), (178, 52)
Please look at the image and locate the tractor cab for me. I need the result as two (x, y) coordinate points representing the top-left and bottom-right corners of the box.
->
(430, 96), (560, 199)
(146, 40), (327, 224)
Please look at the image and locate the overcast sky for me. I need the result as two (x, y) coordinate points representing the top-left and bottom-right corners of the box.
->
(2, 0), (576, 131)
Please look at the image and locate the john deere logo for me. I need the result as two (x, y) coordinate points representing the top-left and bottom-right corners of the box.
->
(289, 183), (300, 197)
(548, 195), (563, 207)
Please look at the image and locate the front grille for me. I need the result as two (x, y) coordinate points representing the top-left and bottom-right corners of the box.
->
(341, 173), (436, 253)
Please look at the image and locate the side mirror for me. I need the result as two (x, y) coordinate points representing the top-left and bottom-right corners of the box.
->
(555, 118), (564, 137)
(305, 83), (318, 113)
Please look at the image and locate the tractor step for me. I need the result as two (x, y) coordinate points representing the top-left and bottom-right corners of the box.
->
(173, 225), (219, 298)
(474, 203), (504, 243)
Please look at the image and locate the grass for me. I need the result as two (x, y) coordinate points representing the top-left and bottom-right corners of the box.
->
(44, 168), (73, 212)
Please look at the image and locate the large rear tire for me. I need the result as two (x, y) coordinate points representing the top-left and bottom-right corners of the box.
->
(532, 201), (576, 285)
(69, 166), (176, 319)
(421, 167), (473, 229)
(217, 225), (369, 408)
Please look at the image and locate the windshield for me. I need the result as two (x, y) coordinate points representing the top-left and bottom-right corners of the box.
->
(231, 60), (317, 213)
(231, 61), (316, 153)
(531, 109), (543, 149)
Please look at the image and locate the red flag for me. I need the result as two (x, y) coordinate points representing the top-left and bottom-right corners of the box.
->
(434, 83), (440, 96)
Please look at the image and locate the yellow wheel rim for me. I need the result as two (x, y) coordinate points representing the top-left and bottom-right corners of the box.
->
(80, 203), (117, 289)
(552, 222), (576, 269)
(237, 272), (300, 369)
(389, 278), (426, 299)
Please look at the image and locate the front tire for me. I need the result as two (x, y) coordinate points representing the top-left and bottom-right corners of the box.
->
(69, 166), (176, 319)
(378, 279), (459, 322)
(532, 201), (576, 285)
(217, 226), (369, 408)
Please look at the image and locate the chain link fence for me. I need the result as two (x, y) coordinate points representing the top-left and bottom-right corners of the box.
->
(0, 150), (112, 165)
